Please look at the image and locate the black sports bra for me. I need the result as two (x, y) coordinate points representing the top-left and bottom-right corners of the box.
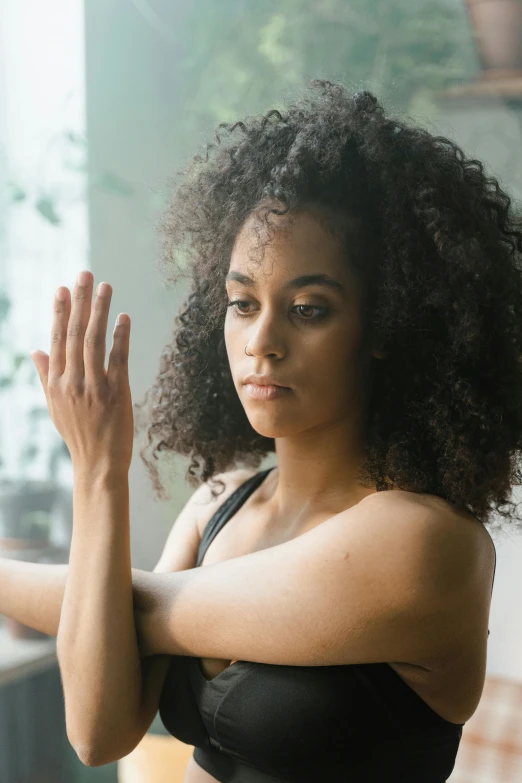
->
(158, 467), (496, 783)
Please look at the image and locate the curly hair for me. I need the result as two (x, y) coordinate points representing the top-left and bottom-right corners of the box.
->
(133, 79), (522, 536)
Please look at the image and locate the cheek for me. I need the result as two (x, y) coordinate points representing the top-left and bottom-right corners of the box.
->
(223, 319), (244, 368)
(223, 317), (236, 348)
(303, 332), (361, 397)
(224, 310), (241, 335)
(307, 330), (355, 369)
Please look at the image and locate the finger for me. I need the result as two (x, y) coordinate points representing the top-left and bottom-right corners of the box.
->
(30, 350), (50, 400)
(84, 281), (112, 384)
(107, 313), (130, 391)
(49, 287), (71, 379)
(66, 270), (93, 383)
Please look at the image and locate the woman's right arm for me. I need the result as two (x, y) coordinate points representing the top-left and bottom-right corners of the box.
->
(0, 468), (255, 637)
(0, 507), (203, 639)
(0, 559), (68, 636)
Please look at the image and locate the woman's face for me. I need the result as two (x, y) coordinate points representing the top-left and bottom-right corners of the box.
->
(224, 207), (373, 440)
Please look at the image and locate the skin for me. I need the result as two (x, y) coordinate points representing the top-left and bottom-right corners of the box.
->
(224, 206), (387, 526)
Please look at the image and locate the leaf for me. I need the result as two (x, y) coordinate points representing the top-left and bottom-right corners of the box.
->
(95, 171), (136, 197)
(0, 293), (11, 324)
(7, 181), (27, 203)
(36, 196), (62, 226)
(64, 130), (87, 147)
(28, 406), (50, 423)
(13, 354), (29, 372)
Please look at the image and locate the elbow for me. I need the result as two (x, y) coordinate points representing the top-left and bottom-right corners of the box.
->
(74, 742), (106, 768)
(67, 723), (103, 766)
(72, 732), (141, 768)
(73, 741), (126, 768)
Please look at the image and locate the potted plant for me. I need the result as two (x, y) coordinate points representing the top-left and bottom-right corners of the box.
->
(465, 0), (522, 77)
(0, 425), (70, 551)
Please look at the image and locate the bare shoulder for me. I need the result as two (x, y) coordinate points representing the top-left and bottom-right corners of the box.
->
(364, 486), (486, 537)
(194, 467), (263, 538)
(363, 488), (495, 593)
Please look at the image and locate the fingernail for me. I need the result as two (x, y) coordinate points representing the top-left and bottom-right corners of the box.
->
(77, 270), (90, 285)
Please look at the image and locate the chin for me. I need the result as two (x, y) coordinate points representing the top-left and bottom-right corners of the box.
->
(244, 412), (306, 439)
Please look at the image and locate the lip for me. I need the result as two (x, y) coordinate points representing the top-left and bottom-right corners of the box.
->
(243, 375), (292, 389)
(244, 383), (292, 401)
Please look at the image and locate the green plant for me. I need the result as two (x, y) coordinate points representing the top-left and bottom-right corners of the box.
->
(0, 286), (71, 482)
(0, 124), (131, 483)
(168, 0), (480, 138)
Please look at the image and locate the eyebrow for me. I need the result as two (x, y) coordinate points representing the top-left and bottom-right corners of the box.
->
(225, 271), (345, 293)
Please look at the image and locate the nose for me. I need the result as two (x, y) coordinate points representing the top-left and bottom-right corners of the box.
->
(244, 309), (286, 359)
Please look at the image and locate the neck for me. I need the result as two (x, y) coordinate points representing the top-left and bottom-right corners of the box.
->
(265, 415), (379, 525)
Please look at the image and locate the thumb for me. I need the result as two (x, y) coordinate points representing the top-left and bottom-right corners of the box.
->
(30, 350), (49, 391)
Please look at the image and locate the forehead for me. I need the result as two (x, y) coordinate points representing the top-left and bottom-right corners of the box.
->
(229, 207), (352, 284)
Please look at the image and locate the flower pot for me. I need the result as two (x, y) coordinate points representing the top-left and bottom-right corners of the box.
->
(465, 0), (522, 76)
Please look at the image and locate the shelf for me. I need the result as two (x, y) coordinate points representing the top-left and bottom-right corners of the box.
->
(434, 73), (522, 103)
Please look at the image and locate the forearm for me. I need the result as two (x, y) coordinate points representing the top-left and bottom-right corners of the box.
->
(0, 556), (173, 765)
(57, 471), (142, 762)
(0, 559), (68, 635)
(0, 558), (154, 640)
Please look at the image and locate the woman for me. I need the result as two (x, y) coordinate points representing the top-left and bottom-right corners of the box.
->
(5, 80), (522, 781)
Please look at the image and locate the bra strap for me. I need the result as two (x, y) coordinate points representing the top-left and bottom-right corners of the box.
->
(196, 468), (275, 567)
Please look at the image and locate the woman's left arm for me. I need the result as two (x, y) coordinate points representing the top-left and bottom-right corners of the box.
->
(58, 469), (143, 764)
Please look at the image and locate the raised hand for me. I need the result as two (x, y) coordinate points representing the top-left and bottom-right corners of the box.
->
(30, 269), (134, 479)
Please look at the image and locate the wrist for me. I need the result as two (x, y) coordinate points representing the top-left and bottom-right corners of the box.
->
(73, 466), (129, 488)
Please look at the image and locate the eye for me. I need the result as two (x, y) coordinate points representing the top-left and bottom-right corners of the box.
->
(226, 300), (329, 322)
(294, 304), (323, 320)
(226, 299), (254, 315)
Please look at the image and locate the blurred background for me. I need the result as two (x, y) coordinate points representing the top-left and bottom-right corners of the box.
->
(0, 1), (521, 781)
